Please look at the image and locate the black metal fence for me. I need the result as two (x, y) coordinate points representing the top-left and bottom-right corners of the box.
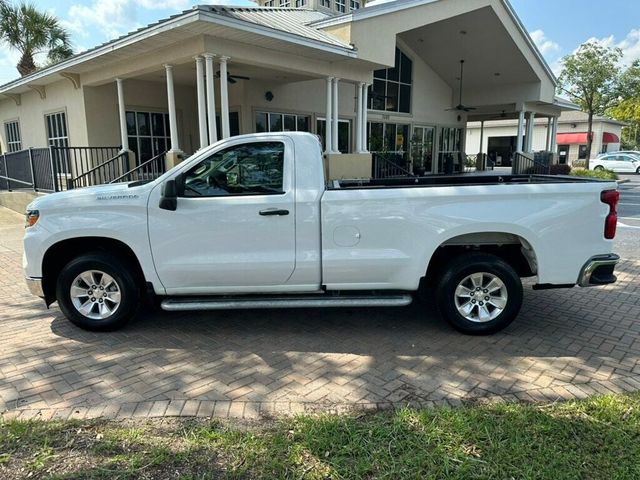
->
(0, 146), (128, 192)
(512, 152), (551, 174)
(69, 151), (130, 189)
(0, 148), (55, 192)
(372, 152), (414, 178)
(111, 151), (167, 184)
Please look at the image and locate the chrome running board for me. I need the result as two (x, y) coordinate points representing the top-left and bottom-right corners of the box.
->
(160, 294), (413, 311)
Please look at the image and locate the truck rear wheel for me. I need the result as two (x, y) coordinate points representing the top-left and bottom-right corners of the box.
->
(56, 252), (141, 331)
(436, 252), (523, 335)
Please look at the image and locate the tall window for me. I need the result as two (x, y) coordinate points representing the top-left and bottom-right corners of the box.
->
(350, 0), (360, 10)
(369, 47), (412, 113)
(264, 0), (274, 5)
(295, 0), (306, 6)
(4, 121), (21, 152)
(320, 0), (331, 6)
(45, 112), (69, 149)
(126, 110), (171, 162)
(255, 111), (310, 133)
(317, 118), (351, 153)
(279, 0), (291, 6)
(335, 0), (345, 12)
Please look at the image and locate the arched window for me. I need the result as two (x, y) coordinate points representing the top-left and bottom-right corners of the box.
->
(369, 47), (412, 114)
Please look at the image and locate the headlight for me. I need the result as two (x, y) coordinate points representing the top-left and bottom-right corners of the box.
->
(25, 210), (39, 228)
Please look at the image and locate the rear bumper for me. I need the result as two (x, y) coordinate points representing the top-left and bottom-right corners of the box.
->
(578, 253), (619, 287)
(25, 277), (45, 298)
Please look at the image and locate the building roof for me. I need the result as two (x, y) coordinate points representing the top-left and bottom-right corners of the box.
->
(203, 6), (350, 48)
(557, 110), (626, 126)
(0, 5), (354, 94)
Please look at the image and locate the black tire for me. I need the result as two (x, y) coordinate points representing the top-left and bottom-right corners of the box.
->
(435, 252), (523, 335)
(594, 165), (605, 171)
(636, 166), (640, 174)
(56, 252), (141, 331)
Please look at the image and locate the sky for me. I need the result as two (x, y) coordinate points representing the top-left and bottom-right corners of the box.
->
(1, 0), (640, 85)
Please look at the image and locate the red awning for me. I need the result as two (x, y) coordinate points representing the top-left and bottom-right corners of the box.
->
(556, 132), (620, 144)
(556, 133), (588, 144)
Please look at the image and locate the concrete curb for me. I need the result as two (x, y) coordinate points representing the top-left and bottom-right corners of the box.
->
(617, 179), (630, 184)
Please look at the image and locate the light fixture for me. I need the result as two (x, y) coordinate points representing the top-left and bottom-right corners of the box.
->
(265, 91), (274, 102)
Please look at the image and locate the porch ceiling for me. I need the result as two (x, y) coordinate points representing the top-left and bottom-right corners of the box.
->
(399, 6), (538, 91)
(133, 62), (316, 87)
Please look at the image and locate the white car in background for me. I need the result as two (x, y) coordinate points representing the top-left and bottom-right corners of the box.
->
(590, 153), (640, 173)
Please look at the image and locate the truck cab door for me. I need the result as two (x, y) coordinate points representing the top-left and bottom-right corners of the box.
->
(148, 139), (296, 294)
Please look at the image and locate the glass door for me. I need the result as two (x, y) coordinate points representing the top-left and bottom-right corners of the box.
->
(410, 126), (435, 175)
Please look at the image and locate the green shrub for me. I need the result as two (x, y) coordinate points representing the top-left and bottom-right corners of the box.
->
(572, 159), (586, 168)
(570, 168), (618, 180)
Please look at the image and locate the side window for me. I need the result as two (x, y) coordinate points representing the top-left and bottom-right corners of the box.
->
(183, 141), (285, 197)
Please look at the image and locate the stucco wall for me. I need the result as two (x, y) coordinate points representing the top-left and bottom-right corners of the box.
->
(84, 79), (200, 155)
(0, 79), (88, 152)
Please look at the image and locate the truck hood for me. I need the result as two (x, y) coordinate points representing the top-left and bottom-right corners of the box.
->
(26, 182), (153, 212)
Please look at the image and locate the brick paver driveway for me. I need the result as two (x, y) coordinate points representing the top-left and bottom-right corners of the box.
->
(1, 204), (640, 421)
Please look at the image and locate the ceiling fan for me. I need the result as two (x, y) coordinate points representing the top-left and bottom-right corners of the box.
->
(215, 70), (250, 84)
(446, 59), (476, 112)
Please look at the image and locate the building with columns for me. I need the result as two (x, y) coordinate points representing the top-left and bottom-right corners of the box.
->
(0, 0), (572, 179)
(466, 110), (625, 166)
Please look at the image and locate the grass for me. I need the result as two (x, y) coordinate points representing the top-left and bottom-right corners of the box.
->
(570, 168), (619, 180)
(1, 393), (640, 479)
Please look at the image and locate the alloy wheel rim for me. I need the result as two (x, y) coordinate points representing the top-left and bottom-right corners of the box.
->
(70, 270), (121, 320)
(453, 272), (508, 323)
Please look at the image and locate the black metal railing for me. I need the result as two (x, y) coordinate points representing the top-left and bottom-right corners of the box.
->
(110, 151), (167, 184)
(69, 151), (130, 189)
(512, 152), (551, 175)
(0, 148), (56, 192)
(372, 152), (414, 178)
(49, 146), (122, 178)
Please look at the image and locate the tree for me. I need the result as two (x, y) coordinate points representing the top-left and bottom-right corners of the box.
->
(0, 1), (73, 77)
(558, 42), (622, 169)
(608, 60), (640, 150)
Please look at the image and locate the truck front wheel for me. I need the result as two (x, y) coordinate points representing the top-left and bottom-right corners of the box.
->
(56, 252), (141, 331)
(436, 252), (523, 335)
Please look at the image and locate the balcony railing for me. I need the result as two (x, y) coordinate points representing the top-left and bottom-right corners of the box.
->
(512, 152), (551, 175)
(372, 152), (414, 178)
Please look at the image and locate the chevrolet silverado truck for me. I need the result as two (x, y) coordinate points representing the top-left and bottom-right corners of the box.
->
(23, 132), (620, 334)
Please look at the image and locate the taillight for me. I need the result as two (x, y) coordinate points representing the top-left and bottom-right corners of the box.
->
(600, 189), (619, 239)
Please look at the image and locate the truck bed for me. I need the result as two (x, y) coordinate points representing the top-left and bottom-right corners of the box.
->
(330, 174), (606, 190)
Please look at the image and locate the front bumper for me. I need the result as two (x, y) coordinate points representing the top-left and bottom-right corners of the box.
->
(25, 277), (45, 298)
(578, 254), (620, 287)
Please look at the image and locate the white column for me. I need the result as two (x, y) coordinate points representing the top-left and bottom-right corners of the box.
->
(203, 53), (217, 145)
(164, 64), (180, 152)
(355, 82), (364, 153)
(116, 78), (129, 151)
(516, 110), (525, 153)
(361, 83), (369, 152)
(325, 77), (333, 153)
(526, 112), (535, 152)
(195, 56), (207, 149)
(219, 56), (230, 139)
(550, 116), (558, 153)
(332, 77), (340, 153)
(545, 117), (552, 151)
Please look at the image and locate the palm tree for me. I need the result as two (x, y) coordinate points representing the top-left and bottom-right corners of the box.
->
(0, 0), (73, 77)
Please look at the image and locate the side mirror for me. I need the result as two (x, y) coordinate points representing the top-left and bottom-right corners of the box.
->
(159, 179), (177, 211)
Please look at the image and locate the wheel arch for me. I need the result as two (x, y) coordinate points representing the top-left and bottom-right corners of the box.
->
(41, 237), (147, 306)
(423, 231), (538, 288)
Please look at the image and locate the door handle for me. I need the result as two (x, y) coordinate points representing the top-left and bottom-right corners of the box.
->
(259, 208), (289, 216)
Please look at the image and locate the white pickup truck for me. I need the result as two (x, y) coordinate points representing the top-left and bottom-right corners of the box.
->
(23, 132), (620, 334)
